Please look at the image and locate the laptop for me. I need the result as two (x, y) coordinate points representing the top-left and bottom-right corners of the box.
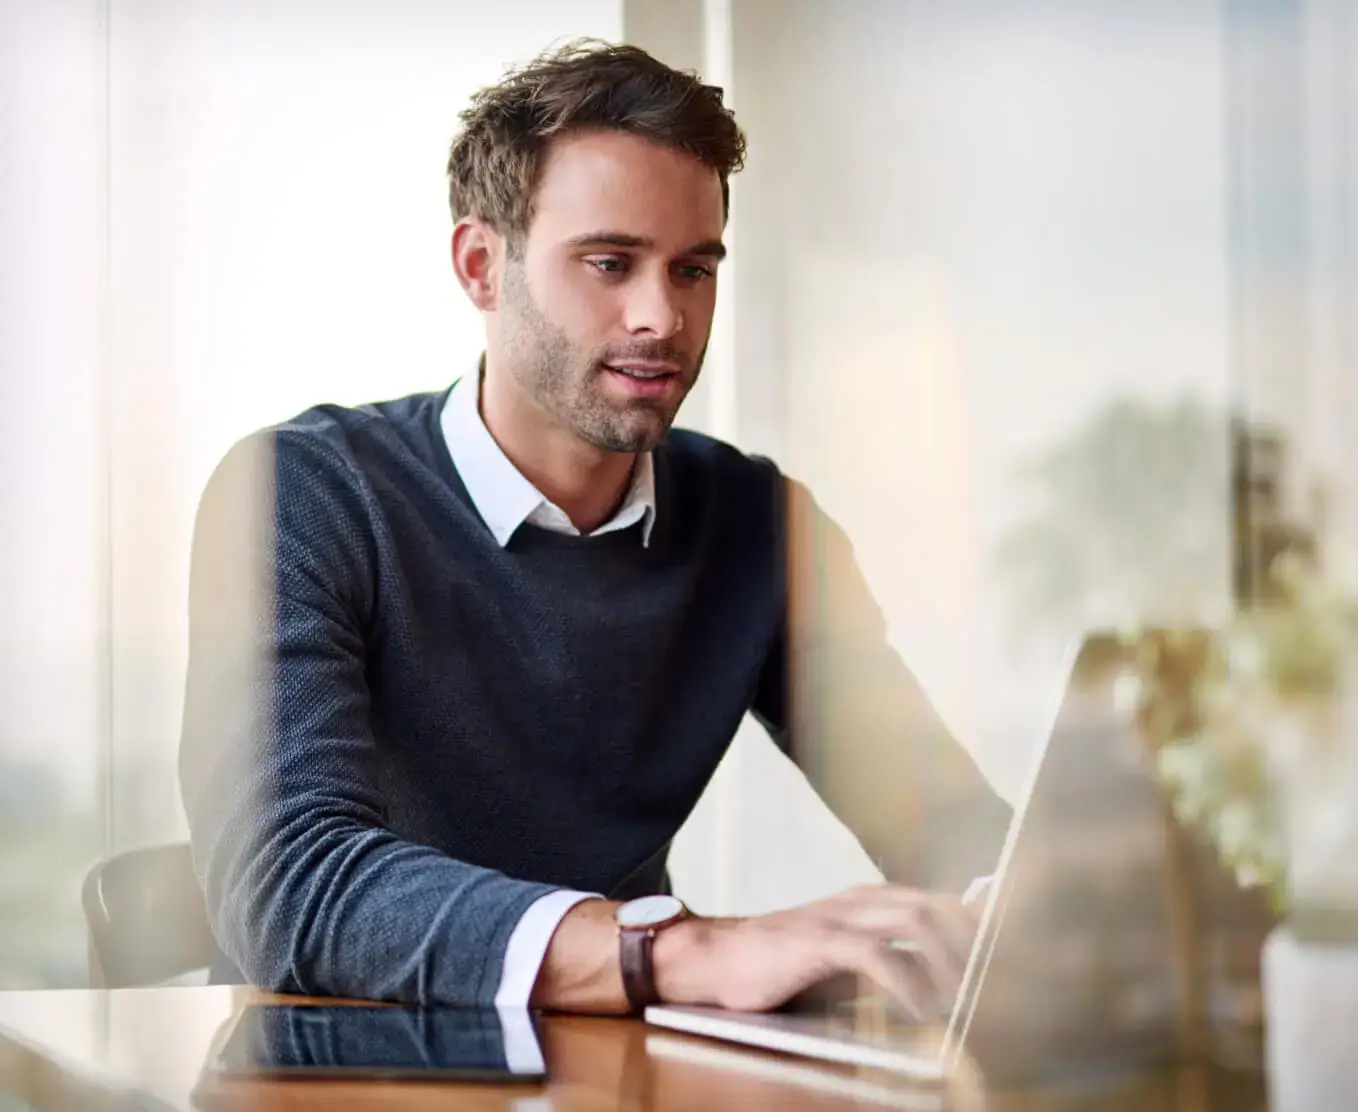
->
(646, 632), (1264, 1084)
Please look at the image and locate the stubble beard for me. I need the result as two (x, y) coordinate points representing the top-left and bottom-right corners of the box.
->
(499, 263), (703, 454)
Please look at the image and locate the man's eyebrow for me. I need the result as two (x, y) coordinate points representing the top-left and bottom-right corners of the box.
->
(564, 232), (727, 260)
(685, 240), (728, 260)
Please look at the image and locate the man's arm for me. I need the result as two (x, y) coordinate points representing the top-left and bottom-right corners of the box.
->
(179, 439), (994, 1015)
(532, 883), (983, 1015)
(178, 432), (561, 1004)
(752, 477), (1011, 890)
(527, 476), (1010, 1018)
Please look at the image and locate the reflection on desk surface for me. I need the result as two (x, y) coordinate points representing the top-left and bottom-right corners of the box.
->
(0, 985), (1269, 1112)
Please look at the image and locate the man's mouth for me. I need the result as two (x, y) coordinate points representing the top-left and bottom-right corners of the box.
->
(604, 360), (680, 381)
(601, 360), (683, 398)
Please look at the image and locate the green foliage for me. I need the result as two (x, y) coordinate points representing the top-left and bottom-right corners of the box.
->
(1157, 737), (1288, 910)
(1132, 557), (1358, 913)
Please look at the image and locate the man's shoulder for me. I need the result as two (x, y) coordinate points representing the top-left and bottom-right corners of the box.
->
(660, 430), (834, 544)
(202, 388), (453, 520)
(658, 428), (791, 545)
(270, 389), (448, 461)
(206, 388), (449, 493)
(663, 426), (782, 487)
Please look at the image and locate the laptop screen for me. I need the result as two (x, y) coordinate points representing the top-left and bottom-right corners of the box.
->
(944, 632), (1273, 1083)
(646, 632), (1274, 1086)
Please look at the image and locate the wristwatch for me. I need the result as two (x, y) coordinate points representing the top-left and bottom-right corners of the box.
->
(615, 894), (689, 1012)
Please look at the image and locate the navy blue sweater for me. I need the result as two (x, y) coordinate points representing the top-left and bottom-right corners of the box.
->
(178, 387), (1007, 1004)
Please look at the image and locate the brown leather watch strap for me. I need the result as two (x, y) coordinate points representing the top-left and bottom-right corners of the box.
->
(616, 897), (689, 1013)
(619, 925), (657, 1012)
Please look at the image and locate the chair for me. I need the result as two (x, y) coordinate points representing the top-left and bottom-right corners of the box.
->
(82, 842), (218, 988)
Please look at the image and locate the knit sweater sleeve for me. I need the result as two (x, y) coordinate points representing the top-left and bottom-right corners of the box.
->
(752, 476), (1012, 890)
(178, 430), (557, 1004)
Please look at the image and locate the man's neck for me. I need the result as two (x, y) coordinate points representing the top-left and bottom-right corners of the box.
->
(478, 361), (636, 535)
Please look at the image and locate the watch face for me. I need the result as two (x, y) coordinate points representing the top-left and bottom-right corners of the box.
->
(616, 894), (685, 929)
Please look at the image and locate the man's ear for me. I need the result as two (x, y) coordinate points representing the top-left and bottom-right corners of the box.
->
(451, 218), (502, 312)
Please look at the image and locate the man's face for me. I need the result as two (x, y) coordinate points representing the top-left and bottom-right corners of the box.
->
(493, 129), (726, 453)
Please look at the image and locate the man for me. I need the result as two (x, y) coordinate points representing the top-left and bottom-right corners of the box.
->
(179, 39), (1009, 1018)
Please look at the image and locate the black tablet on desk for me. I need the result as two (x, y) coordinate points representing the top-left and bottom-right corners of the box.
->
(208, 1002), (546, 1083)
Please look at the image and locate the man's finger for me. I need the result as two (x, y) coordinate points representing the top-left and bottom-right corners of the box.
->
(828, 886), (979, 934)
(895, 909), (966, 1001)
(832, 934), (932, 1021)
(915, 897), (978, 972)
(824, 898), (974, 991)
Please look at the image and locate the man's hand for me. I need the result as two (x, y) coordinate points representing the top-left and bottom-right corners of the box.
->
(656, 884), (979, 1017)
(531, 884), (980, 1018)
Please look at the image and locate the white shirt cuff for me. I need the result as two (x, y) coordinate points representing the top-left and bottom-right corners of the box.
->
(496, 1003), (549, 1077)
(494, 888), (602, 1009)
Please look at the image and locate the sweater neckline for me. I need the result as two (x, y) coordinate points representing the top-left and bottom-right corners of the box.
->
(420, 385), (674, 552)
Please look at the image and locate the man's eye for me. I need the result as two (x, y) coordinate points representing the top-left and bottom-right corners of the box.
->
(587, 257), (627, 274)
(676, 264), (714, 281)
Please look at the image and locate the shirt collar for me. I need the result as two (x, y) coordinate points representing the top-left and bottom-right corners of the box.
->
(440, 364), (657, 548)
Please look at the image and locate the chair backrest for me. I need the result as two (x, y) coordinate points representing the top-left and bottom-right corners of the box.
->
(82, 842), (218, 988)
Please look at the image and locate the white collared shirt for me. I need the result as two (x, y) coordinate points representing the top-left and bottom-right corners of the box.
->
(440, 371), (656, 548)
(441, 370), (645, 1007)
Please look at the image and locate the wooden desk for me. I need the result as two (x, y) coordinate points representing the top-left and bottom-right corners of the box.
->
(0, 987), (1267, 1111)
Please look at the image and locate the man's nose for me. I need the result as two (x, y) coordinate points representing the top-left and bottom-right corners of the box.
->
(624, 277), (684, 339)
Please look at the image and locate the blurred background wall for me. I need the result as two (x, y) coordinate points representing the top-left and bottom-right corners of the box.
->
(1, 0), (1354, 986)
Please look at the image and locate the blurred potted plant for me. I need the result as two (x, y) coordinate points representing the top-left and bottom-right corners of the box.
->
(1124, 553), (1358, 1109)
(1128, 552), (1358, 917)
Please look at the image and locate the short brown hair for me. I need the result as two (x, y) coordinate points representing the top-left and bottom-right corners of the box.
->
(446, 39), (746, 249)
